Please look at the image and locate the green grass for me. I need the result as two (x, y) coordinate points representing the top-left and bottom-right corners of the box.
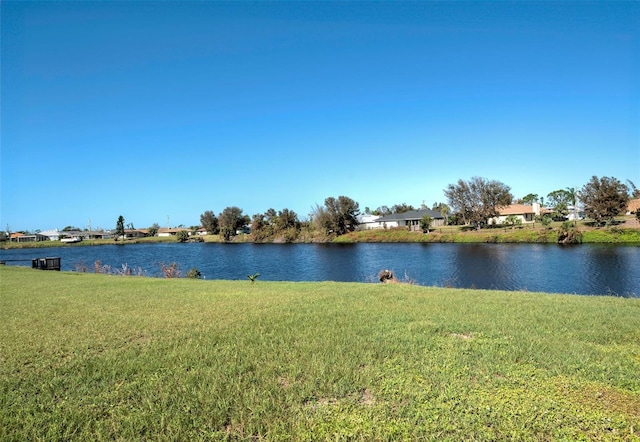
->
(1, 266), (639, 441)
(337, 225), (640, 244)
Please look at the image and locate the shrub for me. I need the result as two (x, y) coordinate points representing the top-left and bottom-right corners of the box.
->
(378, 269), (396, 283)
(187, 268), (202, 279)
(161, 262), (181, 278)
(176, 230), (189, 243)
(247, 273), (260, 284)
(557, 222), (583, 244)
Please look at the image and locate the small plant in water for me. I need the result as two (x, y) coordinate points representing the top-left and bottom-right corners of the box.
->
(247, 273), (260, 284)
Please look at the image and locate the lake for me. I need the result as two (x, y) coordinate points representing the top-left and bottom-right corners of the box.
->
(1, 243), (638, 297)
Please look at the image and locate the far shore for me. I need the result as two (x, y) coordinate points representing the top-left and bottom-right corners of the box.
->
(3, 219), (640, 249)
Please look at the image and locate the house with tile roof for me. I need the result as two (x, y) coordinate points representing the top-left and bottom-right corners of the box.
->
(627, 198), (640, 215)
(10, 232), (50, 242)
(489, 203), (541, 225)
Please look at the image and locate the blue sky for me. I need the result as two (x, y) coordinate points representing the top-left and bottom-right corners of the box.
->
(2, 1), (639, 232)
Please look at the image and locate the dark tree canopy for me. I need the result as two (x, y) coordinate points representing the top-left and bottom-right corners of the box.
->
(250, 208), (300, 242)
(176, 230), (189, 243)
(200, 210), (219, 235)
(444, 177), (513, 226)
(218, 206), (249, 240)
(315, 196), (360, 236)
(419, 214), (433, 233)
(147, 223), (160, 237)
(250, 213), (270, 242)
(372, 206), (391, 216)
(580, 176), (629, 225)
(390, 203), (415, 214)
(546, 189), (572, 217)
(275, 208), (300, 231)
(522, 193), (539, 205)
(114, 216), (125, 241)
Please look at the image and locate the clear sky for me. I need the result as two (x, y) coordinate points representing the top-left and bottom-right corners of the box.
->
(2, 1), (639, 232)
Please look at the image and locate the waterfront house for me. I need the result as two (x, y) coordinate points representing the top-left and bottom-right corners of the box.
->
(10, 232), (50, 242)
(356, 214), (382, 230)
(490, 203), (541, 225)
(368, 209), (445, 231)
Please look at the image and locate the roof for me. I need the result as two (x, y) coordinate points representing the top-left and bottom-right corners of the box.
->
(628, 198), (640, 213)
(357, 214), (381, 223)
(499, 204), (537, 215)
(157, 227), (186, 233)
(374, 209), (444, 222)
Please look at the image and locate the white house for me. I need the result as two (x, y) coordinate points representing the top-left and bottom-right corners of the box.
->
(356, 214), (382, 230)
(41, 229), (61, 241)
(366, 209), (445, 231)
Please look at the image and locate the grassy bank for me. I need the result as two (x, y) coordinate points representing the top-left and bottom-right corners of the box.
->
(3, 220), (639, 250)
(336, 225), (640, 244)
(1, 266), (638, 440)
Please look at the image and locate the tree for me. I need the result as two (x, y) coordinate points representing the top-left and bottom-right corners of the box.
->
(147, 223), (160, 237)
(522, 193), (539, 205)
(265, 208), (278, 224)
(114, 216), (125, 241)
(537, 214), (552, 229)
(176, 230), (189, 243)
(200, 210), (219, 234)
(372, 206), (391, 216)
(626, 179), (640, 198)
(316, 196), (360, 236)
(390, 203), (415, 214)
(444, 177), (513, 227)
(546, 189), (572, 218)
(566, 187), (578, 224)
(219, 206), (248, 241)
(504, 214), (522, 228)
(580, 176), (629, 225)
(250, 213), (270, 242)
(62, 226), (81, 232)
(419, 214), (433, 233)
(432, 202), (450, 225)
(276, 208), (299, 232)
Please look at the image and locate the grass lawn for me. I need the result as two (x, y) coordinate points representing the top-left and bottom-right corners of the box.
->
(1, 266), (639, 441)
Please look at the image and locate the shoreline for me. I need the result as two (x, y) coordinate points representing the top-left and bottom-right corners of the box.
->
(2, 224), (640, 250)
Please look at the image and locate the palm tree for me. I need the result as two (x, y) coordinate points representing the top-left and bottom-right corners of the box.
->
(438, 204), (450, 225)
(566, 187), (577, 226)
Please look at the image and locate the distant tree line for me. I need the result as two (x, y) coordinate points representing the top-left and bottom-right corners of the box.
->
(96, 175), (637, 244)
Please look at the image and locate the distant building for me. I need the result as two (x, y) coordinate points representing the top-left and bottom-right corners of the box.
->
(10, 232), (50, 242)
(41, 229), (61, 241)
(490, 203), (541, 225)
(365, 209), (445, 231)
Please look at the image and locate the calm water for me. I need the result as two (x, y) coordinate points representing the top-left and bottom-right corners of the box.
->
(1, 243), (638, 297)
